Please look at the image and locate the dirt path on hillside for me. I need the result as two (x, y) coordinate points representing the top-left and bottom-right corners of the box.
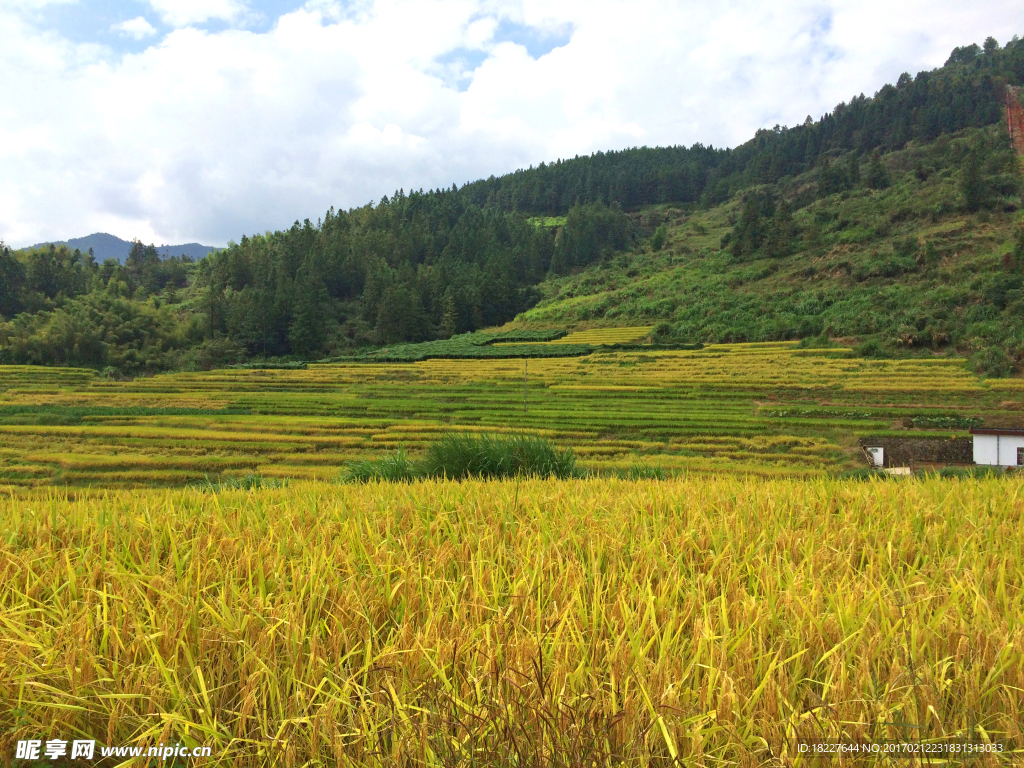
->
(1008, 85), (1024, 158)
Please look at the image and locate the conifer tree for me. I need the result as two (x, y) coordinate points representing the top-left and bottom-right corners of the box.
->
(288, 265), (329, 356)
(0, 242), (24, 318)
(438, 289), (459, 338)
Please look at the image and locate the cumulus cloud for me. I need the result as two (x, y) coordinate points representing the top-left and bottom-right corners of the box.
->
(147, 0), (249, 27)
(0, 0), (1020, 247)
(111, 17), (158, 39)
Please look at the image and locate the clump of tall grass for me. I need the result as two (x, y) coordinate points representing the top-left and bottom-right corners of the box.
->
(340, 448), (418, 483)
(341, 434), (579, 482)
(418, 433), (578, 480)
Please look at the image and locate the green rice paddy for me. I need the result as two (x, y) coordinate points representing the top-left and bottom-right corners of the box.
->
(0, 335), (1016, 488)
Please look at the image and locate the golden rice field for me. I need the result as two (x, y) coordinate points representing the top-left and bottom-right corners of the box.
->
(548, 326), (655, 344)
(0, 335), (1018, 488)
(1, 475), (1022, 765)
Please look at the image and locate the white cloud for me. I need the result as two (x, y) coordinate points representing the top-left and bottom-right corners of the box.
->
(0, 0), (1020, 247)
(147, 0), (249, 27)
(111, 17), (158, 40)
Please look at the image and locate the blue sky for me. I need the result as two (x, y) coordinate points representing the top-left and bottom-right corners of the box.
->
(25, 0), (572, 68)
(0, 0), (1019, 247)
(34, 0), (303, 41)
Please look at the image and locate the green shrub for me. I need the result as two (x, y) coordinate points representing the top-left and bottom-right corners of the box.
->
(855, 338), (886, 358)
(419, 433), (578, 480)
(341, 448), (418, 483)
(970, 345), (1017, 377)
(650, 223), (668, 251)
(650, 322), (674, 343)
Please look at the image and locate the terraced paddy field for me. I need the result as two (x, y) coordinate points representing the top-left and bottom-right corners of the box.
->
(1, 475), (1022, 765)
(0, 334), (1019, 488)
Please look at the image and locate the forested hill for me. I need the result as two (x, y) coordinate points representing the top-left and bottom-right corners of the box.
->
(460, 38), (1024, 212)
(1, 35), (1023, 375)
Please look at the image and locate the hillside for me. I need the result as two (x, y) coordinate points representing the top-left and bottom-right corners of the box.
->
(0, 35), (1022, 375)
(510, 123), (1024, 375)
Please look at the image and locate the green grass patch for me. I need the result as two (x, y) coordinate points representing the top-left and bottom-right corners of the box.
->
(0, 405), (251, 426)
(473, 329), (569, 344)
(343, 434), (579, 482)
(194, 472), (288, 491)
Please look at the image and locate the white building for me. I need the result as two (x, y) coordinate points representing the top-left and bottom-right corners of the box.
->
(865, 446), (884, 467)
(970, 428), (1024, 467)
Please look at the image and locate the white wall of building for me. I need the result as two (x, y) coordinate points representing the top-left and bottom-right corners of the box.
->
(973, 434), (1024, 466)
(865, 446), (884, 467)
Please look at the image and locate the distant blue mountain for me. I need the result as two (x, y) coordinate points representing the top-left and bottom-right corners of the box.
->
(25, 232), (219, 264)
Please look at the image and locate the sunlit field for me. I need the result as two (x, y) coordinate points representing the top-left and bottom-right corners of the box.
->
(2, 335), (1022, 764)
(1, 475), (1021, 765)
(0, 335), (1014, 489)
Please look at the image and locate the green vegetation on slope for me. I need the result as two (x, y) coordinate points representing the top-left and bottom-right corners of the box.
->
(516, 123), (1024, 375)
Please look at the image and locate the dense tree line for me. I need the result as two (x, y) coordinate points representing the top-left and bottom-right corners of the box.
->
(2, 36), (1021, 372)
(194, 190), (561, 354)
(0, 241), (196, 373)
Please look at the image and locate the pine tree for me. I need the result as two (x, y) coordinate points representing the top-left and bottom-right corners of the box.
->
(125, 239), (161, 294)
(438, 289), (459, 338)
(288, 265), (328, 356)
(0, 243), (25, 317)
